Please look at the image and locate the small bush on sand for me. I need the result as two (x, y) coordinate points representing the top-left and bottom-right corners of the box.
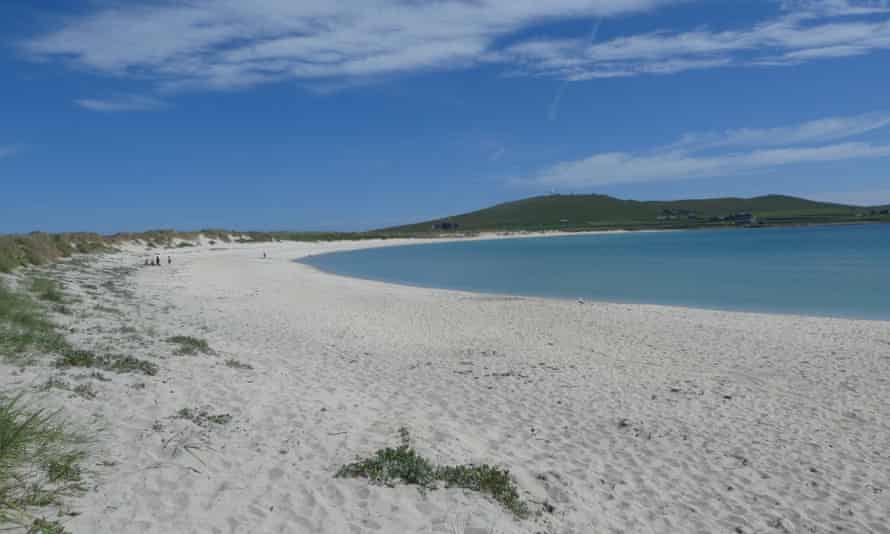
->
(174, 408), (232, 427)
(167, 336), (212, 356)
(54, 351), (158, 377)
(336, 428), (529, 518)
(0, 395), (86, 526)
(224, 359), (253, 370)
(38, 380), (96, 401)
(27, 517), (70, 534)
(104, 355), (158, 376)
(71, 385), (96, 400)
(54, 350), (97, 369)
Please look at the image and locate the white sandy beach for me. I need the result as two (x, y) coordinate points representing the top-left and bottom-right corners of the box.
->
(3, 237), (890, 534)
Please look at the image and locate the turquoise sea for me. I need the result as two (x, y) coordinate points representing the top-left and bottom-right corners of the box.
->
(301, 225), (890, 320)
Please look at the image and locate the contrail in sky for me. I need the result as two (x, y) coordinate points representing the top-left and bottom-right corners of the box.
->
(548, 17), (602, 121)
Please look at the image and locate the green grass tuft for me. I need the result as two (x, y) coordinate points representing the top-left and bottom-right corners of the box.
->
(54, 351), (158, 376)
(29, 279), (65, 304)
(71, 385), (96, 400)
(0, 282), (70, 361)
(27, 517), (70, 534)
(167, 336), (212, 356)
(0, 395), (86, 526)
(336, 429), (529, 518)
(105, 355), (159, 376)
(174, 408), (232, 427)
(54, 350), (97, 369)
(44, 453), (83, 484)
(224, 359), (253, 370)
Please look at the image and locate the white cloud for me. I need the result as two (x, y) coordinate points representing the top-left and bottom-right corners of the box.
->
(23, 0), (672, 91)
(0, 146), (19, 159)
(19, 1), (890, 91)
(504, 2), (890, 79)
(75, 95), (166, 112)
(535, 142), (890, 186)
(669, 111), (890, 151)
(530, 112), (890, 186)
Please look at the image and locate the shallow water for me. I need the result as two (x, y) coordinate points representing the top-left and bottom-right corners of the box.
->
(302, 224), (890, 319)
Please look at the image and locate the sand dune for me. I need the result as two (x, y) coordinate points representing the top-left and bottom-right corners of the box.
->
(3, 238), (889, 533)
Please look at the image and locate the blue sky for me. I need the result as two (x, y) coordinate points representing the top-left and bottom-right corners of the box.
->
(2, 0), (890, 233)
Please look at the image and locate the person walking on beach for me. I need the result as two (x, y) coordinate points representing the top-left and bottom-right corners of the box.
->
(156, 255), (161, 266)
(168, 256), (172, 265)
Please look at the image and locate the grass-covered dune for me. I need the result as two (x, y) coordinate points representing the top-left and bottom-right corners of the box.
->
(0, 230), (396, 274)
(0, 234), (110, 274)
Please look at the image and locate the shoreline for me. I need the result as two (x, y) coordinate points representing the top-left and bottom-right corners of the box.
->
(2, 239), (889, 533)
(295, 232), (890, 324)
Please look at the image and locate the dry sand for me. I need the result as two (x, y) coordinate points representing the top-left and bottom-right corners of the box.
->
(2, 237), (889, 533)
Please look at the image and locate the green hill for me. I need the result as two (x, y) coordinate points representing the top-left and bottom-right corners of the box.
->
(383, 194), (882, 233)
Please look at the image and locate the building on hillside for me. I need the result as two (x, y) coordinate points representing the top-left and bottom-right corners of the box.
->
(730, 212), (758, 225)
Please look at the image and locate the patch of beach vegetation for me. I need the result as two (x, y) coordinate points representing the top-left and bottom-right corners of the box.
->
(54, 350), (97, 369)
(29, 279), (65, 304)
(105, 355), (158, 376)
(54, 351), (158, 377)
(174, 408), (232, 427)
(39, 379), (97, 401)
(0, 282), (69, 362)
(0, 394), (87, 529)
(336, 428), (530, 518)
(167, 336), (212, 356)
(224, 359), (253, 370)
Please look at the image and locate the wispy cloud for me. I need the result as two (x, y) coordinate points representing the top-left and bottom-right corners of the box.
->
(534, 142), (890, 186)
(529, 111), (890, 186)
(668, 111), (890, 151)
(19, 1), (890, 92)
(503, 1), (890, 80)
(0, 146), (19, 159)
(22, 0), (672, 92)
(75, 95), (166, 112)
